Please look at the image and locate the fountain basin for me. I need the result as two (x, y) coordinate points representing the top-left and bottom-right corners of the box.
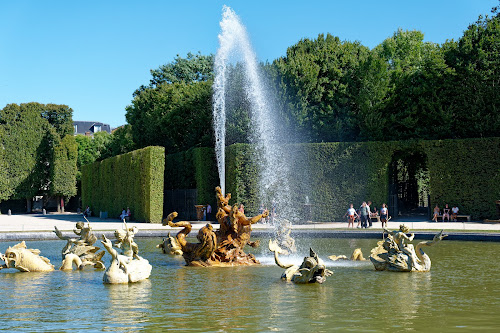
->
(1, 236), (499, 331)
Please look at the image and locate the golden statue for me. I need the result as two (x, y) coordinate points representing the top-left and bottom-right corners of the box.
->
(0, 241), (54, 272)
(101, 222), (152, 283)
(269, 240), (333, 283)
(53, 221), (105, 270)
(369, 224), (447, 272)
(163, 212), (217, 266)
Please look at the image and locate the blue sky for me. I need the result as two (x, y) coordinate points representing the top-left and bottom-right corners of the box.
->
(1, 0), (497, 128)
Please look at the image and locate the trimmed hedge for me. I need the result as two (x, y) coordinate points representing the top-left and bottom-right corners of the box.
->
(82, 146), (165, 223)
(424, 138), (500, 220)
(164, 138), (500, 221)
(225, 142), (393, 221)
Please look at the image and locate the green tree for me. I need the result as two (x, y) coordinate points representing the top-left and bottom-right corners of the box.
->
(272, 33), (372, 142)
(0, 102), (77, 210)
(0, 103), (51, 208)
(127, 80), (213, 153)
(134, 52), (214, 96)
(51, 134), (78, 211)
(443, 6), (500, 138)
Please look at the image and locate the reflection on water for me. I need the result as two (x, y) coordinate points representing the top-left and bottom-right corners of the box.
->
(1, 238), (500, 331)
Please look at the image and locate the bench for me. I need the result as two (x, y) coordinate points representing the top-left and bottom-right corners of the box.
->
(435, 214), (471, 222)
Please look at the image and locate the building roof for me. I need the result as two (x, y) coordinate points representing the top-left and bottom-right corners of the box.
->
(73, 121), (111, 135)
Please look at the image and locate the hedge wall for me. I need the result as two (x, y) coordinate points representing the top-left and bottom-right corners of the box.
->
(225, 142), (394, 221)
(423, 138), (500, 220)
(82, 146), (165, 223)
(226, 138), (499, 220)
(164, 137), (499, 221)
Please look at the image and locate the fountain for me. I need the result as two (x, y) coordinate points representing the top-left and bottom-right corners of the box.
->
(212, 6), (301, 234)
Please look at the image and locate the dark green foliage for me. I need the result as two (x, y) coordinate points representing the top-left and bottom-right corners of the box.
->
(164, 147), (218, 207)
(225, 138), (499, 221)
(424, 138), (500, 219)
(126, 80), (214, 154)
(51, 135), (78, 198)
(81, 146), (165, 223)
(0, 103), (54, 200)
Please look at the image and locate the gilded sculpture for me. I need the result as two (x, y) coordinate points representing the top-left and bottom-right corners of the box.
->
(53, 221), (105, 270)
(163, 187), (269, 266)
(163, 211), (218, 266)
(369, 224), (447, 272)
(269, 240), (332, 283)
(0, 241), (54, 272)
(101, 222), (152, 283)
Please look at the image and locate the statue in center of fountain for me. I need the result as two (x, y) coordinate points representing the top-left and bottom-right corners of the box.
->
(164, 186), (268, 266)
(212, 186), (269, 265)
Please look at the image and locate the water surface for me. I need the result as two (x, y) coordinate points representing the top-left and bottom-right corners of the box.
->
(1, 237), (498, 332)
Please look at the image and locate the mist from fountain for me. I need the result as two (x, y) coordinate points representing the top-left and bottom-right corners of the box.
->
(212, 6), (300, 230)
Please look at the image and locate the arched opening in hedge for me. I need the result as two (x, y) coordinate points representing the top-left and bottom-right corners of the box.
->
(388, 150), (430, 218)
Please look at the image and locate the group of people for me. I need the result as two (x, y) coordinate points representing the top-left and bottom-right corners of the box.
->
(344, 201), (389, 229)
(119, 207), (131, 221)
(432, 204), (460, 222)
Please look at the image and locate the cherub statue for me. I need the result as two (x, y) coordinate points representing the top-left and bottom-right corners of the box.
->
(113, 222), (140, 259)
(100, 223), (151, 284)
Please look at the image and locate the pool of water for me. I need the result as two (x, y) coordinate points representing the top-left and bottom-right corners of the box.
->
(1, 237), (499, 332)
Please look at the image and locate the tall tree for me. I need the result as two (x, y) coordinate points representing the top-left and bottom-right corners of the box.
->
(51, 134), (78, 212)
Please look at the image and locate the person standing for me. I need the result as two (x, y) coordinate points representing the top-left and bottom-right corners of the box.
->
(367, 201), (373, 228)
(432, 205), (440, 222)
(344, 204), (358, 228)
(206, 204), (212, 221)
(380, 203), (388, 228)
(360, 202), (369, 229)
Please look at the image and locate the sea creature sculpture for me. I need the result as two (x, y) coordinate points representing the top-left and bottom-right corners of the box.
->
(0, 241), (54, 272)
(269, 240), (333, 283)
(163, 212), (218, 266)
(101, 223), (152, 284)
(54, 221), (105, 270)
(329, 248), (366, 261)
(157, 232), (183, 255)
(369, 224), (447, 272)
